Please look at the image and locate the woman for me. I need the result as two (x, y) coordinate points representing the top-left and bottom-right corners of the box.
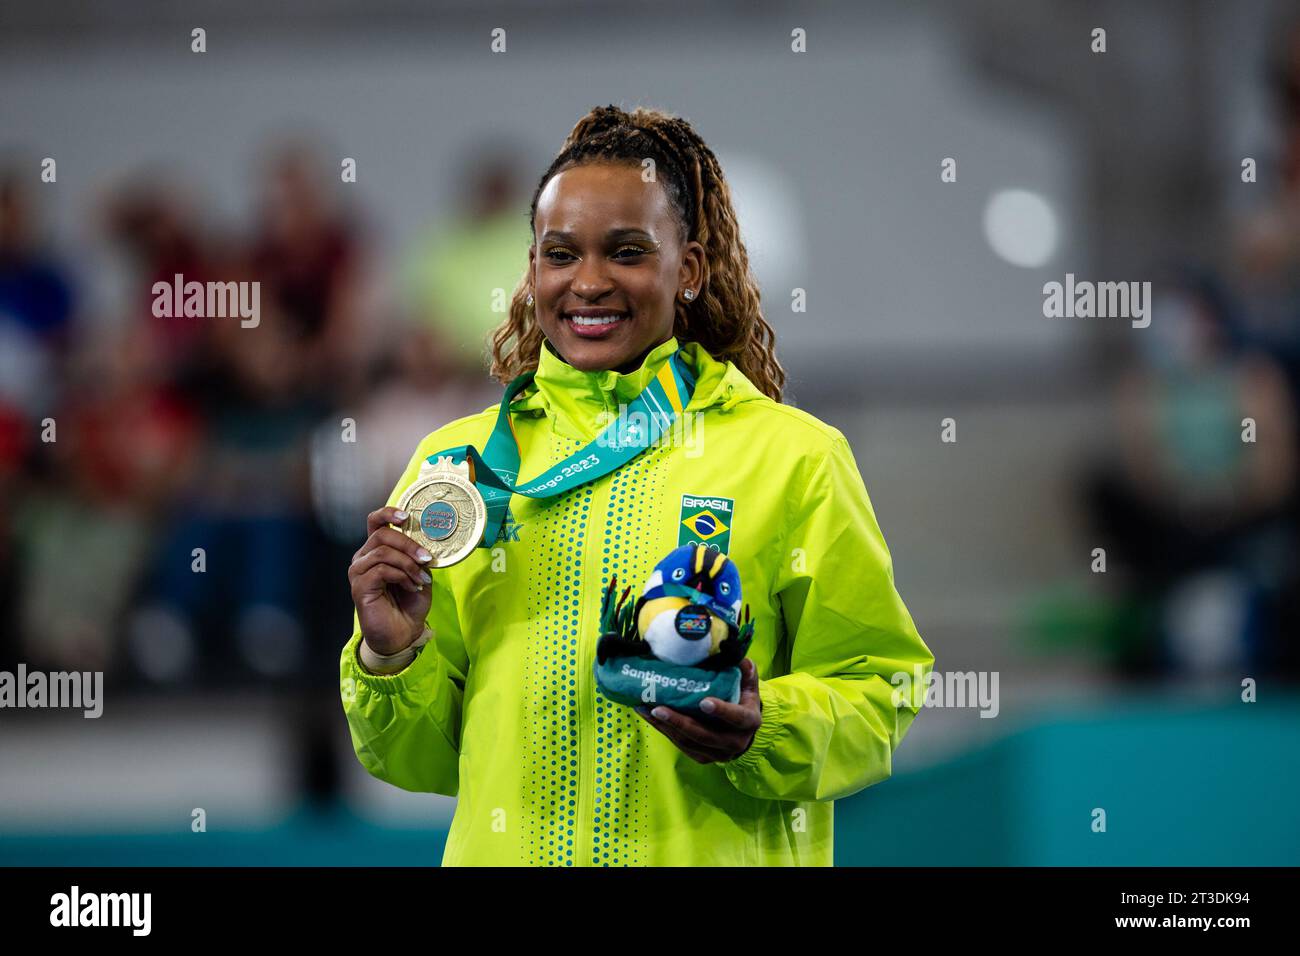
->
(342, 105), (934, 866)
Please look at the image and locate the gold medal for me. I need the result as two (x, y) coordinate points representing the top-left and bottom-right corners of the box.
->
(394, 455), (488, 568)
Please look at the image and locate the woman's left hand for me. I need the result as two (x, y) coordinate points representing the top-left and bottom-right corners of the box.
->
(636, 658), (763, 763)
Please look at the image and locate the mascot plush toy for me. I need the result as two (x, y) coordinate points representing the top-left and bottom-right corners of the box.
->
(593, 544), (754, 714)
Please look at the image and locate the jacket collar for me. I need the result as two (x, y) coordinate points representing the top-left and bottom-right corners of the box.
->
(508, 334), (763, 441)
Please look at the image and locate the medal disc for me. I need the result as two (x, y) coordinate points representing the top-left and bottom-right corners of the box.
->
(395, 458), (488, 568)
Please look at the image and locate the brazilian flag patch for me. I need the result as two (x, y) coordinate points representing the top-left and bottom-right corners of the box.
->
(678, 494), (734, 555)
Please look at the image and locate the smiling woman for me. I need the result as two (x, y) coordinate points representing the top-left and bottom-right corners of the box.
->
(340, 104), (934, 867)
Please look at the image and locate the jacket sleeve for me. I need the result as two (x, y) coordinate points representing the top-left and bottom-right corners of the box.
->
(723, 430), (934, 802)
(338, 445), (470, 796)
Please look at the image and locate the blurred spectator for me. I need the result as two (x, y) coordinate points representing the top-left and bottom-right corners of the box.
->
(0, 169), (76, 665)
(1085, 269), (1297, 676)
(0, 170), (74, 416)
(249, 140), (365, 399)
(14, 330), (200, 673)
(126, 321), (328, 686)
(102, 172), (226, 396)
(400, 142), (530, 377)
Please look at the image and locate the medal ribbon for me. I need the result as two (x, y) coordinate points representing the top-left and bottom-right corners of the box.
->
(429, 348), (696, 549)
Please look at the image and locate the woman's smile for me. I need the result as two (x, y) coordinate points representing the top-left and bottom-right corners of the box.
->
(561, 306), (633, 338)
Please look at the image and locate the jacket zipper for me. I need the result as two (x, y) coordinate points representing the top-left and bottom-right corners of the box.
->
(574, 417), (611, 867)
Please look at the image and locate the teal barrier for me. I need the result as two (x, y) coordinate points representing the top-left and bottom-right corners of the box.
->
(0, 808), (446, 867)
(836, 697), (1300, 865)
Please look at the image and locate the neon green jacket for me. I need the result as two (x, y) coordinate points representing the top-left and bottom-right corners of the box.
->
(340, 335), (934, 865)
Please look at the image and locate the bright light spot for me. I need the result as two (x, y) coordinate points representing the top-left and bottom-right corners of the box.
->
(720, 153), (806, 295)
(983, 189), (1059, 268)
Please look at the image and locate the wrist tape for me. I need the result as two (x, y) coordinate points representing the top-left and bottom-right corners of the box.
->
(358, 626), (433, 675)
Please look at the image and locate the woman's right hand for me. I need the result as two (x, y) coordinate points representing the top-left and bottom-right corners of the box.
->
(349, 506), (435, 656)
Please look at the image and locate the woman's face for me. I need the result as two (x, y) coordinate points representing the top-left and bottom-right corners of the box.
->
(530, 162), (704, 373)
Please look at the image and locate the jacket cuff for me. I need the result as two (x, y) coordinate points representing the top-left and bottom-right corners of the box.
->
(724, 680), (787, 776)
(342, 630), (439, 697)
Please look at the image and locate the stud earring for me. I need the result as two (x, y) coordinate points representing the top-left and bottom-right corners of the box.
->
(682, 289), (695, 301)
(525, 293), (534, 307)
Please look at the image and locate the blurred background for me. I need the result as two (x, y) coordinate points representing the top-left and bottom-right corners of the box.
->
(1, 0), (1298, 865)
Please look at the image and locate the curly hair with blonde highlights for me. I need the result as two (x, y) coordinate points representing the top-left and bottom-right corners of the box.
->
(488, 104), (786, 402)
